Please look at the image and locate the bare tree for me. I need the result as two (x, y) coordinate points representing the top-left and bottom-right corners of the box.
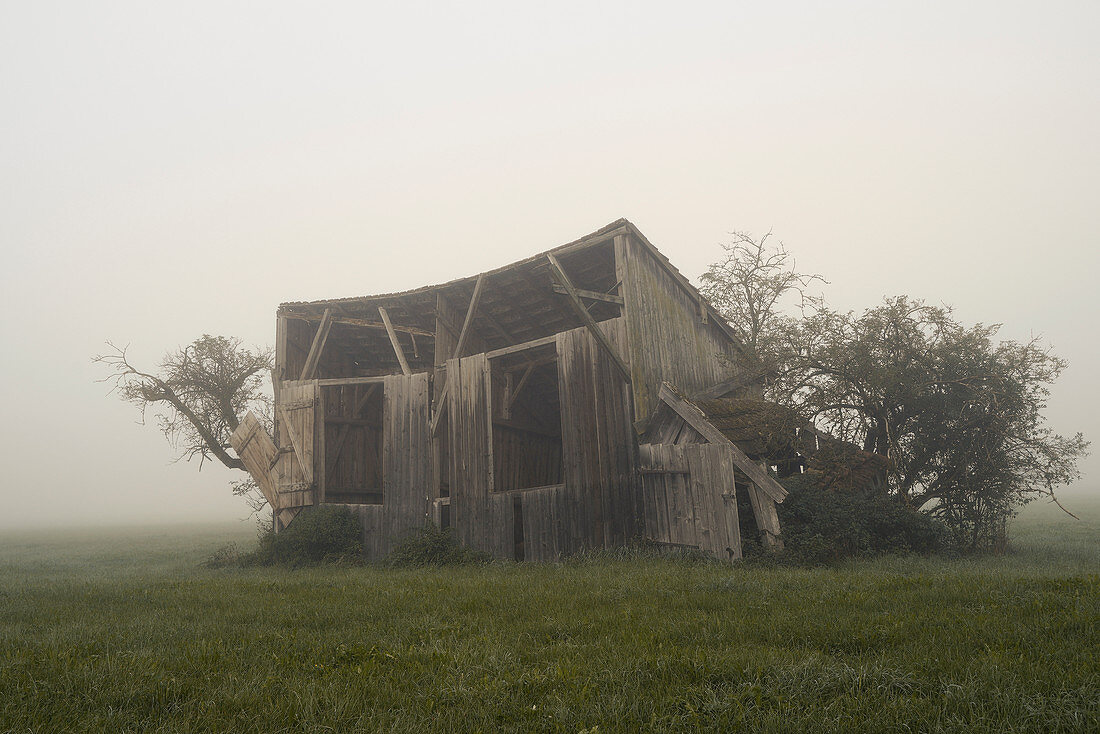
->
(699, 231), (827, 356)
(95, 335), (273, 513)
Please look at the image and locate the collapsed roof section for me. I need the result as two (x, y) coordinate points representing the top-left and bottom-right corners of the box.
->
(277, 219), (744, 377)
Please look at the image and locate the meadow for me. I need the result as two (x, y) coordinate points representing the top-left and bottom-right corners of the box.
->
(0, 498), (1097, 733)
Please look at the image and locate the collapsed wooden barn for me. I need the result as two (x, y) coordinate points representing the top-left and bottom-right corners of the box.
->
(230, 219), (791, 561)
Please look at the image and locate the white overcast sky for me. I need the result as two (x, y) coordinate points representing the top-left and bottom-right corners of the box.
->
(2, 1), (1097, 527)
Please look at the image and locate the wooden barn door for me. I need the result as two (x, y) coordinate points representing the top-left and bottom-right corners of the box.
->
(274, 380), (321, 529)
(639, 443), (742, 560)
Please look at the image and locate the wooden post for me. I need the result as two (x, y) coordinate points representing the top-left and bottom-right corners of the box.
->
(378, 306), (412, 375)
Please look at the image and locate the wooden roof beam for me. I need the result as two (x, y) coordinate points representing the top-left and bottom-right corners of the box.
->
(282, 311), (434, 338)
(551, 283), (623, 305)
(378, 306), (412, 376)
(546, 253), (631, 384)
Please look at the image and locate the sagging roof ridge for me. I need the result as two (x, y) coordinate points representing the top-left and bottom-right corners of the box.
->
(278, 218), (744, 351)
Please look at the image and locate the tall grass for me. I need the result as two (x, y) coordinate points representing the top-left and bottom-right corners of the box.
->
(0, 499), (1096, 732)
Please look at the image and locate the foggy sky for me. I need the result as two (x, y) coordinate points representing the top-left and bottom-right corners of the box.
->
(2, 1), (1096, 528)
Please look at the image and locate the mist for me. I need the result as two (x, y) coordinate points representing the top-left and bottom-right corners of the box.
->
(2, 1), (1096, 528)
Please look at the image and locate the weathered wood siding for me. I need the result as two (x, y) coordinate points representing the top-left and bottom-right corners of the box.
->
(323, 373), (431, 559)
(492, 428), (562, 492)
(441, 319), (637, 561)
(557, 317), (638, 555)
(326, 504), (387, 559)
(381, 372), (431, 545)
(616, 234), (744, 421)
(446, 352), (493, 552)
(639, 442), (742, 561)
(275, 380), (320, 509)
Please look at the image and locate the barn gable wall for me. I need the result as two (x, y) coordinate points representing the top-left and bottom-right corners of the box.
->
(616, 233), (745, 421)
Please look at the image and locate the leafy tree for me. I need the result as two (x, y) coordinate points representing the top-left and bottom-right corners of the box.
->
(703, 236), (1089, 549)
(95, 335), (273, 513)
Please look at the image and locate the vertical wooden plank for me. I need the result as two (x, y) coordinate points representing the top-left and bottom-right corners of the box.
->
(618, 231), (747, 421)
(669, 445), (695, 547)
(746, 481), (784, 551)
(381, 373), (432, 546)
(274, 315), (288, 387)
(685, 445), (713, 554)
(721, 447), (743, 560)
(448, 353), (492, 553)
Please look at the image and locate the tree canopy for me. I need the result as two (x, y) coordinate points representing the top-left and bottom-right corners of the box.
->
(702, 233), (1089, 548)
(96, 335), (273, 512)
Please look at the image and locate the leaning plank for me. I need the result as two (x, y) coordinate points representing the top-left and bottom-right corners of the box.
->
(656, 382), (788, 503)
(545, 253), (631, 384)
(452, 273), (486, 360)
(430, 385), (449, 437)
(745, 481), (784, 551)
(378, 306), (412, 375)
(299, 308), (333, 380)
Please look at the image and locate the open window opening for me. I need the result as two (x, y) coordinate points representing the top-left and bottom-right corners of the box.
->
(321, 382), (384, 504)
(489, 343), (564, 492)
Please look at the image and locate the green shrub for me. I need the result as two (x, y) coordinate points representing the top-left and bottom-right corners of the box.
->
(248, 506), (363, 567)
(743, 474), (948, 565)
(384, 523), (490, 567)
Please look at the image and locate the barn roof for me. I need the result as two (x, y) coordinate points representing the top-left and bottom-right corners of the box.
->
(277, 219), (743, 356)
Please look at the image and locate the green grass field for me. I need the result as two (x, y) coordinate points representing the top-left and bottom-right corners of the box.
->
(1, 498), (1097, 733)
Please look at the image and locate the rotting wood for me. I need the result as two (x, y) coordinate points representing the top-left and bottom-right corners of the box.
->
(378, 306), (412, 375)
(656, 382), (787, 503)
(299, 308), (333, 380)
(546, 253), (631, 384)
